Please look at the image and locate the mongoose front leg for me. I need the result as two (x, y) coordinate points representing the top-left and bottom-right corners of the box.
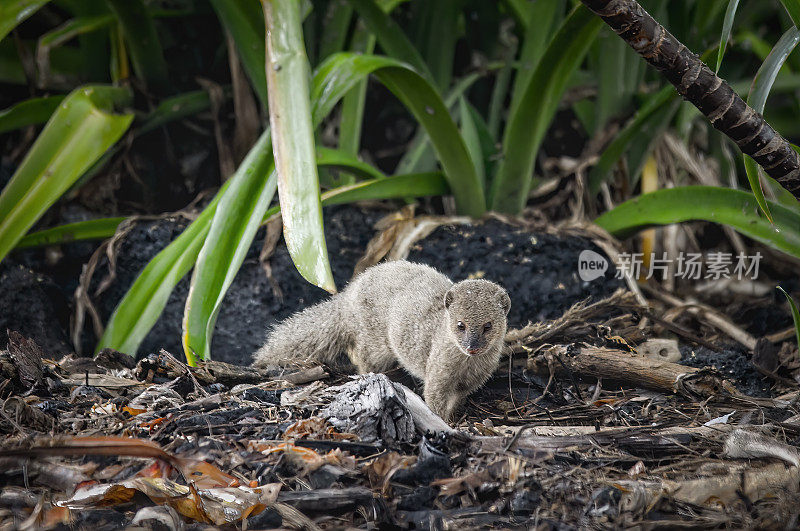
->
(423, 377), (465, 423)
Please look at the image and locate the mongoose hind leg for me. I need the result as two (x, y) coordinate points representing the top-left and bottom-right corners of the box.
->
(349, 343), (397, 374)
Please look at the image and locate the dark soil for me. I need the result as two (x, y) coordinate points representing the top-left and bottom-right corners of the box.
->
(3, 205), (623, 366)
(0, 265), (71, 357)
(406, 219), (622, 325)
(680, 343), (773, 398)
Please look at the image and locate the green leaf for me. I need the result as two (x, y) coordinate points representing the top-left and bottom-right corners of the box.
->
(487, 43), (516, 141)
(320, 171), (447, 206)
(0, 95), (64, 134)
(312, 52), (485, 216)
(209, 0), (268, 107)
(318, 1), (353, 61)
(346, 0), (435, 85)
(594, 186), (800, 258)
(777, 286), (800, 353)
(182, 131), (275, 365)
(138, 90), (214, 135)
(501, 0), (532, 30)
(316, 146), (387, 181)
(412, 0), (459, 91)
(509, 0), (564, 119)
(36, 14), (114, 85)
(97, 185), (227, 355)
(744, 26), (800, 223)
(588, 86), (677, 193)
(105, 0), (169, 93)
(592, 27), (641, 134)
(0, 40), (26, 84)
(396, 70), (485, 174)
(337, 17), (376, 166)
(716, 0), (740, 72)
(15, 217), (125, 249)
(0, 0), (50, 42)
(264, 0), (335, 293)
(749, 27), (800, 113)
(779, 0), (800, 29)
(490, 4), (602, 213)
(262, 171), (449, 220)
(458, 96), (485, 189)
(0, 86), (133, 265)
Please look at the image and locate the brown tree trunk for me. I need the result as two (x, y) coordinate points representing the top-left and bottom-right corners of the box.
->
(581, 0), (800, 197)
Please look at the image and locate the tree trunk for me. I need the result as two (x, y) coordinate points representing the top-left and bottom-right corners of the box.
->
(580, 0), (800, 197)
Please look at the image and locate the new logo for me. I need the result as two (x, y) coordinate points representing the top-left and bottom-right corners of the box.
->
(578, 250), (608, 281)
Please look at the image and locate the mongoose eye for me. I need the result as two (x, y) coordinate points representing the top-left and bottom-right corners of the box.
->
(456, 321), (466, 331)
(483, 322), (492, 333)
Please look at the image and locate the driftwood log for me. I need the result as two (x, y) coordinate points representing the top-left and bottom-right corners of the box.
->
(527, 344), (737, 399)
(580, 0), (800, 196)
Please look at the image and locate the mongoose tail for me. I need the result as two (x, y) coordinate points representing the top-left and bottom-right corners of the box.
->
(252, 298), (352, 368)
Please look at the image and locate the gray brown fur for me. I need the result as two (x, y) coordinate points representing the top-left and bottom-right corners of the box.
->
(252, 261), (510, 422)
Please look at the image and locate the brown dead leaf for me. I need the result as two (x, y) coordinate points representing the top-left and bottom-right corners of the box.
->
(55, 477), (281, 525)
(431, 470), (491, 496)
(283, 417), (330, 440)
(365, 451), (415, 495)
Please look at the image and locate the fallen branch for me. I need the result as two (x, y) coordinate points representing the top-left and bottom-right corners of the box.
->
(580, 0), (800, 196)
(527, 344), (736, 399)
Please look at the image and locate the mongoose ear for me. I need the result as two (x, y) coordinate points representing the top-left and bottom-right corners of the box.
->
(444, 289), (454, 309)
(498, 291), (511, 315)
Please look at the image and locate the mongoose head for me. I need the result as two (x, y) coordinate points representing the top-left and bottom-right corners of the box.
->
(444, 279), (510, 357)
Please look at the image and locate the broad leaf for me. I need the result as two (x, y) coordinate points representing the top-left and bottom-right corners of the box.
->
(0, 86), (132, 264)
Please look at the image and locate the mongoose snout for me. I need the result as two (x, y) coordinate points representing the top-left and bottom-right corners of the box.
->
(445, 280), (509, 358)
(252, 261), (510, 422)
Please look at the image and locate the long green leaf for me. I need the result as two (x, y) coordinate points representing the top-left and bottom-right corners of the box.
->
(36, 14), (114, 85)
(16, 217), (125, 249)
(395, 70), (486, 174)
(0, 86), (133, 264)
(458, 96), (485, 189)
(745, 26), (800, 223)
(182, 131), (275, 365)
(716, 0), (740, 72)
(588, 86), (677, 193)
(339, 33), (373, 153)
(318, 1), (353, 61)
(105, 0), (169, 93)
(487, 41), (516, 141)
(264, 0), (335, 293)
(316, 146), (387, 181)
(0, 0), (50, 42)
(320, 172), (447, 206)
(0, 95), (64, 134)
(509, 0), (564, 119)
(312, 52), (485, 216)
(413, 0), (459, 91)
(209, 0), (268, 107)
(262, 171), (449, 220)
(138, 90), (214, 135)
(779, 0), (800, 29)
(490, 5), (602, 213)
(501, 0), (532, 31)
(338, 19), (376, 167)
(96, 186), (227, 355)
(595, 186), (800, 258)
(346, 0), (435, 84)
(777, 286), (800, 352)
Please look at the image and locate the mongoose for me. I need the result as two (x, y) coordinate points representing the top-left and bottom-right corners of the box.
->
(253, 261), (510, 422)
